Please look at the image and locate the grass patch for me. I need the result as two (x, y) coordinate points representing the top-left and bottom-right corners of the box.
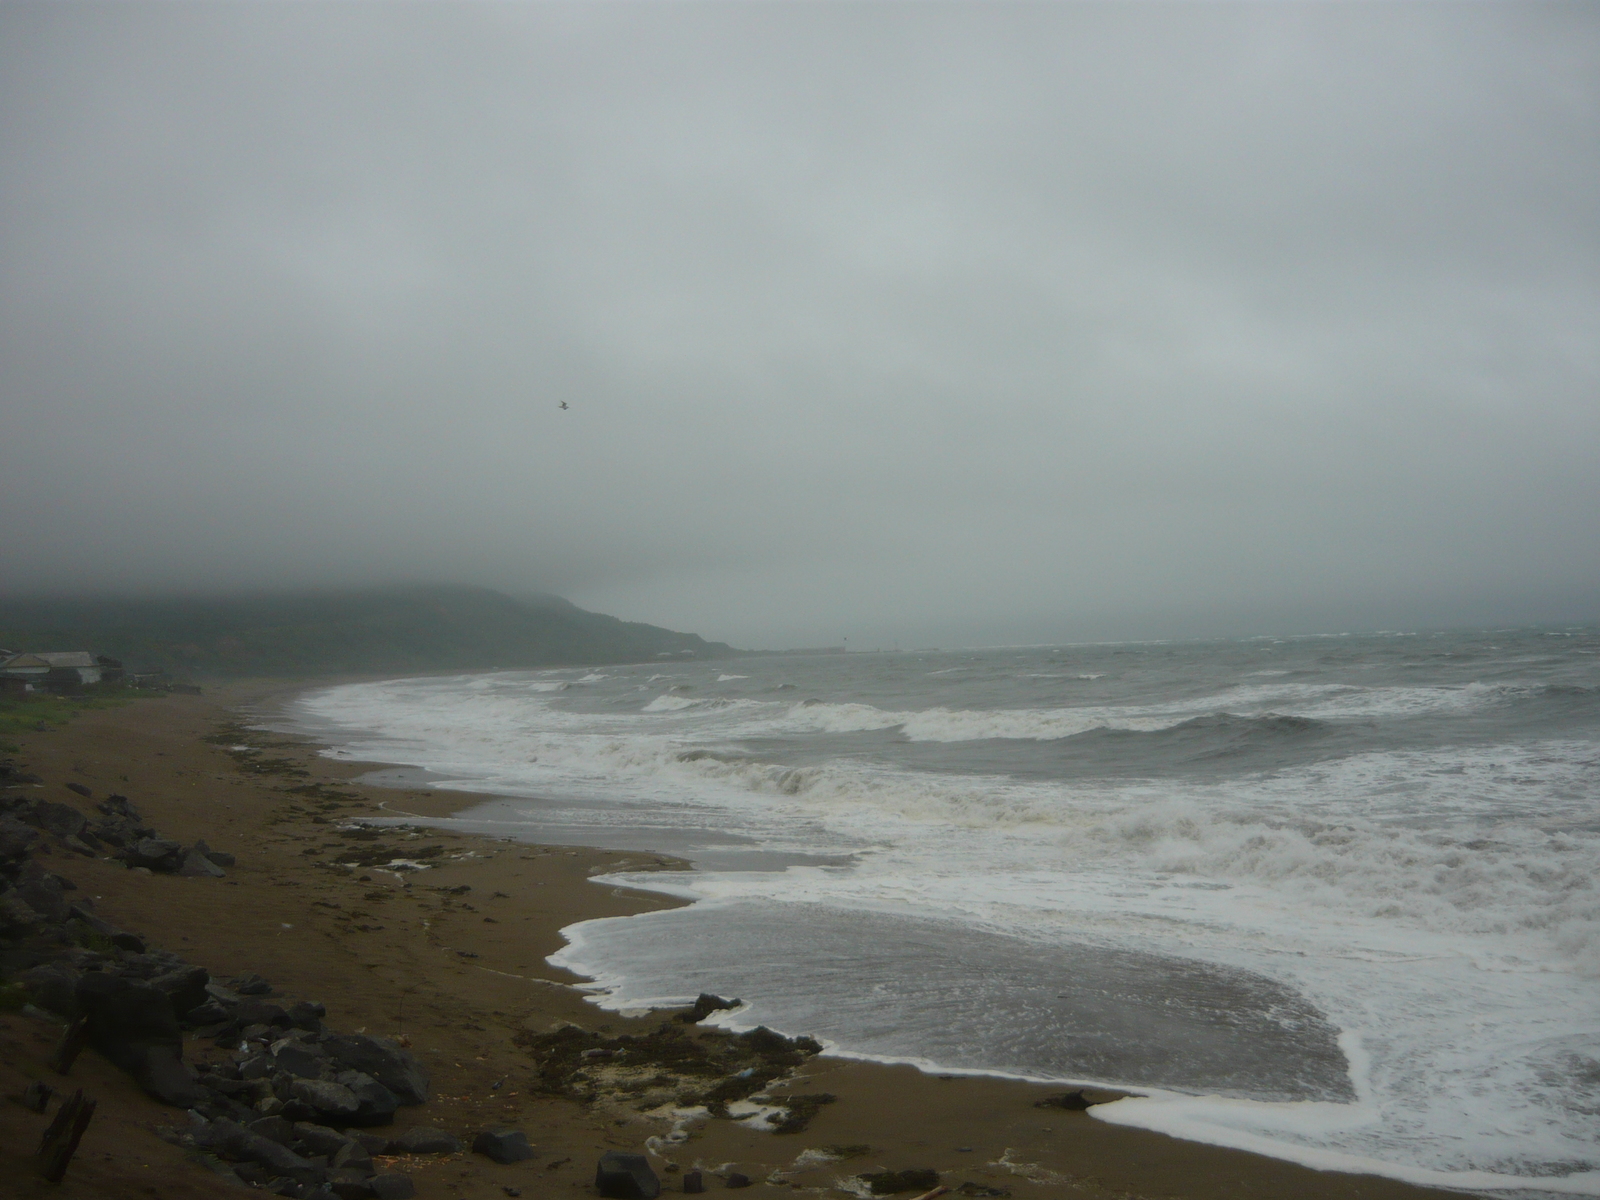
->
(0, 684), (148, 737)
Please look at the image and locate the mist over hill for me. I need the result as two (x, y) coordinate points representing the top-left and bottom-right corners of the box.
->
(0, 586), (738, 678)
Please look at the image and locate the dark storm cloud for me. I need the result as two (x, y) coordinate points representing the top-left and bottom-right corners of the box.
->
(2, 2), (1596, 646)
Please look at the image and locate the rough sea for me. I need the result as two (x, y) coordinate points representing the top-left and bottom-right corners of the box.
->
(283, 628), (1600, 1194)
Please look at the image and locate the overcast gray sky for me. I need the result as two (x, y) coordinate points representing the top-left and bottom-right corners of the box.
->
(2, 2), (1596, 648)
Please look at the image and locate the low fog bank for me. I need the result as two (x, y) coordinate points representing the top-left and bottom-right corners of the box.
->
(3, 4), (1595, 649)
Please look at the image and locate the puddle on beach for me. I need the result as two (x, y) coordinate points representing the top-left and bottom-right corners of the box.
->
(558, 901), (1356, 1104)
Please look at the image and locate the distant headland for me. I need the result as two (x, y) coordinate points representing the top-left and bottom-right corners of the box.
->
(0, 585), (740, 679)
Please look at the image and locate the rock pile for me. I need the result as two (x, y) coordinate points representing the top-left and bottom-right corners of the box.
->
(1, 773), (438, 1197)
(0, 783), (233, 875)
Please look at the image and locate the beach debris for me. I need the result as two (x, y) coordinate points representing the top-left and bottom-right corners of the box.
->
(515, 1018), (823, 1121)
(63, 782), (92, 798)
(764, 1091), (835, 1134)
(36, 1087), (96, 1182)
(681, 1168), (705, 1192)
(595, 1150), (661, 1198)
(1033, 1089), (1096, 1111)
(472, 1127), (537, 1163)
(952, 1185), (1010, 1198)
(47, 1013), (90, 1073)
(860, 1169), (942, 1195)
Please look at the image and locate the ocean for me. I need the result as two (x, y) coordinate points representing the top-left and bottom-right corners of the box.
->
(282, 627), (1600, 1194)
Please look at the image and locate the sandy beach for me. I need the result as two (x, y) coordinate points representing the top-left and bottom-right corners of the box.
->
(1, 683), (1466, 1200)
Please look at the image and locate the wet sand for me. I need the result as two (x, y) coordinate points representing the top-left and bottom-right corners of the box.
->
(1, 682), (1463, 1200)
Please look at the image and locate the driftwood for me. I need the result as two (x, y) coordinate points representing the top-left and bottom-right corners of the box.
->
(48, 1015), (90, 1074)
(908, 1189), (949, 1200)
(37, 1088), (96, 1182)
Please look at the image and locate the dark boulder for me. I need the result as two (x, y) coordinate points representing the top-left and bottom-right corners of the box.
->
(332, 1139), (374, 1173)
(594, 1151), (659, 1198)
(236, 998), (292, 1028)
(150, 965), (211, 1017)
(337, 1071), (400, 1127)
(472, 1128), (535, 1164)
(178, 848), (227, 878)
(194, 839), (237, 868)
(248, 1115), (297, 1146)
(127, 837), (184, 872)
(292, 1122), (359, 1156)
(76, 972), (207, 1107)
(205, 1118), (325, 1185)
(1035, 1088), (1095, 1111)
(370, 1176), (416, 1200)
(31, 800), (88, 841)
(675, 993), (740, 1024)
(13, 861), (70, 922)
(19, 962), (80, 1015)
(97, 794), (142, 820)
(725, 1173), (752, 1189)
(286, 999), (326, 1031)
(273, 1042), (327, 1079)
(0, 890), (45, 936)
(290, 1078), (361, 1122)
(0, 816), (39, 860)
(860, 1170), (940, 1195)
(231, 973), (274, 996)
(322, 1034), (429, 1105)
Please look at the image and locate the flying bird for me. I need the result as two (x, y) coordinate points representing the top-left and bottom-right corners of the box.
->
(559, 401), (568, 410)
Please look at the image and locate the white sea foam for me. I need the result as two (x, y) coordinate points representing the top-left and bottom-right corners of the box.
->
(292, 654), (1600, 1193)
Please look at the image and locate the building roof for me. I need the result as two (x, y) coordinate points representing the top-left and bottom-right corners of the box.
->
(36, 651), (96, 668)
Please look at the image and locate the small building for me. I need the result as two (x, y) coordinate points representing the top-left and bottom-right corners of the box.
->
(0, 651), (113, 691)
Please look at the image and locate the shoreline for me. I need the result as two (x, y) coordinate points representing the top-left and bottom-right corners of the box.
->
(1, 680), (1469, 1200)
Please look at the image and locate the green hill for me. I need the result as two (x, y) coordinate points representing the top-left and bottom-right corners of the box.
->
(0, 585), (738, 678)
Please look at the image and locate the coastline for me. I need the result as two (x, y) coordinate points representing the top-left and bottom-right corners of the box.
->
(0, 680), (1468, 1200)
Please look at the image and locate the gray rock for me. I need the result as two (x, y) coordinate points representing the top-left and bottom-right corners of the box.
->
(13, 862), (70, 922)
(292, 1122), (359, 1157)
(286, 1000), (326, 1031)
(207, 1118), (325, 1184)
(0, 815), (39, 859)
(129, 837), (184, 871)
(389, 1127), (460, 1155)
(274, 1043), (328, 1079)
(321, 1035), (429, 1106)
(249, 1115), (297, 1146)
(348, 1130), (395, 1155)
(150, 965), (211, 1017)
(31, 799), (87, 840)
(0, 890), (44, 934)
(75, 972), (207, 1107)
(336, 1070), (400, 1127)
(194, 839), (237, 868)
(594, 1151), (659, 1199)
(290, 1078), (361, 1121)
(179, 848), (227, 877)
(472, 1129), (535, 1164)
(332, 1139), (374, 1173)
(328, 1168), (379, 1199)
